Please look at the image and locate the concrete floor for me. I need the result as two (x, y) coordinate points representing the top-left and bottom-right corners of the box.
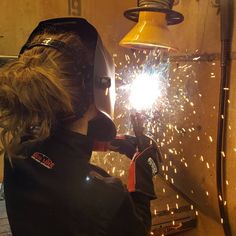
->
(0, 200), (11, 236)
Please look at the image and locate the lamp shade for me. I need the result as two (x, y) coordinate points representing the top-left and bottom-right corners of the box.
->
(119, 11), (177, 51)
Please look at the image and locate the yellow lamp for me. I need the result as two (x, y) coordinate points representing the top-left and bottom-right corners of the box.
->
(120, 11), (177, 51)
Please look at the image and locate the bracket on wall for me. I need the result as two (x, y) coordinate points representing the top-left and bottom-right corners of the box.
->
(0, 55), (17, 67)
(211, 0), (220, 14)
(68, 0), (81, 16)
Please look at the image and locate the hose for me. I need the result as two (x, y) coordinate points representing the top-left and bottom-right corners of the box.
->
(216, 0), (234, 235)
(138, 0), (174, 9)
(125, 0), (183, 25)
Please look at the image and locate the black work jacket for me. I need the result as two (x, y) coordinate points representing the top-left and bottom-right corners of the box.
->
(4, 129), (151, 236)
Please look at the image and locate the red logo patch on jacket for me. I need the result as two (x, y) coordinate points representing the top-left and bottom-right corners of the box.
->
(31, 152), (55, 169)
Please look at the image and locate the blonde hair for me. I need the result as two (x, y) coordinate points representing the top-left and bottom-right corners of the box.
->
(0, 31), (94, 158)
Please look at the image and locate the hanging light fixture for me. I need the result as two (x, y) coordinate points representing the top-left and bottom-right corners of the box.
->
(119, 0), (184, 51)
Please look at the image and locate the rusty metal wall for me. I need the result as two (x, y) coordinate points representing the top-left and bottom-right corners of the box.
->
(83, 0), (236, 235)
(0, 0), (70, 55)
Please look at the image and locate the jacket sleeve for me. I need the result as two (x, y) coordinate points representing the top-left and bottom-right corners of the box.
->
(107, 191), (152, 236)
(90, 163), (152, 235)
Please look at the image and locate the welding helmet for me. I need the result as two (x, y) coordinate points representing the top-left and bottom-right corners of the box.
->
(19, 18), (116, 141)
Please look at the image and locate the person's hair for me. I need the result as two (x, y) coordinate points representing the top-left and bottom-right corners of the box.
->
(0, 30), (94, 158)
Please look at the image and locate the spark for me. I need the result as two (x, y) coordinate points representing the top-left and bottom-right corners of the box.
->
(166, 204), (170, 211)
(119, 170), (125, 177)
(108, 50), (221, 222)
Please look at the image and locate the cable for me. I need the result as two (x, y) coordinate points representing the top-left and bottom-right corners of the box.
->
(216, 0), (234, 235)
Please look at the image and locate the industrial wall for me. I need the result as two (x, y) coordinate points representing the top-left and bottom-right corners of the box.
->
(0, 0), (235, 235)
(81, 1), (236, 235)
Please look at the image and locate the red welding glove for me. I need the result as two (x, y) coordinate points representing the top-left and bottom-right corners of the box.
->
(128, 143), (159, 200)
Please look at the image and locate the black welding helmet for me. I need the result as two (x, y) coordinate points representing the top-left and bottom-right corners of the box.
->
(19, 18), (116, 141)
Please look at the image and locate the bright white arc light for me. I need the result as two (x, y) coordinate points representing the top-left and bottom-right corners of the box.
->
(129, 73), (162, 110)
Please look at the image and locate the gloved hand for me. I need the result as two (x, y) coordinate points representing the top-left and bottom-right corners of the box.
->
(92, 135), (136, 158)
(128, 142), (159, 200)
(107, 134), (152, 159)
(93, 134), (160, 199)
(108, 135), (137, 159)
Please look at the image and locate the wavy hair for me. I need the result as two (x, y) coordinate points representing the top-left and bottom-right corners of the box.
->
(0, 31), (94, 158)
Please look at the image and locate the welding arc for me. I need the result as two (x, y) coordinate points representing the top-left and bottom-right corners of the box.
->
(216, 0), (234, 235)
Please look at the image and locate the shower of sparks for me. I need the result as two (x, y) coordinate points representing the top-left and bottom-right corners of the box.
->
(91, 48), (222, 224)
(115, 50), (170, 136)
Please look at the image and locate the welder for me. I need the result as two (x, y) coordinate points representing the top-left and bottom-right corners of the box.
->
(0, 18), (159, 236)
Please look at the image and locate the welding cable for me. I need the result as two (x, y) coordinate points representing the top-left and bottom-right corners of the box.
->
(216, 0), (234, 235)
